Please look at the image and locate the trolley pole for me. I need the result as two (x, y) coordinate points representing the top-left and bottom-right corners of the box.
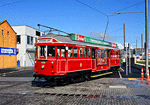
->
(145, 0), (149, 74)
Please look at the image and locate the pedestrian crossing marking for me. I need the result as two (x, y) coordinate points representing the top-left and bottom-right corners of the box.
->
(128, 78), (137, 80)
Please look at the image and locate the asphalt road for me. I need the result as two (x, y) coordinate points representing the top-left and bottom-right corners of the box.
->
(0, 66), (149, 105)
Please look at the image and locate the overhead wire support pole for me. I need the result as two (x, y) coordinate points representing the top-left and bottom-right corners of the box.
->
(145, 0), (149, 75)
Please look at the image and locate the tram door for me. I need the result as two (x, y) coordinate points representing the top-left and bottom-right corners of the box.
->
(57, 46), (67, 73)
(92, 49), (96, 70)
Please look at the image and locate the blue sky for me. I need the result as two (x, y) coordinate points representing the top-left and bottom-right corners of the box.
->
(1, 0), (148, 48)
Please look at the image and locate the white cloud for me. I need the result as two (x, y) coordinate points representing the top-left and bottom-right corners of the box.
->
(116, 43), (133, 49)
(116, 43), (124, 49)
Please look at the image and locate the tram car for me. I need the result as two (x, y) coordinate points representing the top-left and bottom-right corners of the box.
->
(33, 33), (120, 85)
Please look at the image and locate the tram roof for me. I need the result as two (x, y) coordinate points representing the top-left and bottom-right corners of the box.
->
(39, 33), (119, 50)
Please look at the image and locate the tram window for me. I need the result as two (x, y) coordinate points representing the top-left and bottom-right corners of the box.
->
(61, 48), (65, 57)
(92, 49), (95, 58)
(40, 46), (46, 56)
(79, 48), (83, 57)
(113, 51), (115, 57)
(111, 51), (113, 57)
(47, 46), (55, 57)
(68, 47), (72, 57)
(74, 47), (78, 57)
(104, 50), (107, 58)
(116, 52), (118, 57)
(101, 50), (104, 58)
(57, 46), (66, 57)
(107, 51), (109, 57)
(88, 48), (91, 57)
(84, 48), (87, 57)
(97, 49), (100, 58)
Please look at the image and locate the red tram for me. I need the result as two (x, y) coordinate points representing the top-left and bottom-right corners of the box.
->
(33, 33), (120, 85)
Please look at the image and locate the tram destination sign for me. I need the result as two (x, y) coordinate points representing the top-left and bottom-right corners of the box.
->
(38, 39), (52, 43)
(71, 33), (117, 47)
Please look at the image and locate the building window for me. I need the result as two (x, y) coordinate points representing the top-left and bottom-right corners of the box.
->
(2, 30), (4, 35)
(35, 38), (37, 43)
(36, 31), (40, 36)
(31, 36), (33, 45)
(27, 36), (30, 44)
(17, 35), (21, 44)
(7, 31), (9, 36)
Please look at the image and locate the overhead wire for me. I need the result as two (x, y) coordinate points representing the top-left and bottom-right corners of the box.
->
(115, 1), (145, 12)
(75, 0), (108, 17)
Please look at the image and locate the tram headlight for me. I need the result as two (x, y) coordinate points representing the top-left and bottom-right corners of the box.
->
(41, 65), (44, 69)
(51, 61), (54, 64)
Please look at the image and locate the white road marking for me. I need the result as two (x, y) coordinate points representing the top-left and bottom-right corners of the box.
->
(109, 85), (127, 88)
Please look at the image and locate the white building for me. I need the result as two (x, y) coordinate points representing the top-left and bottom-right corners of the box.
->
(12, 25), (44, 67)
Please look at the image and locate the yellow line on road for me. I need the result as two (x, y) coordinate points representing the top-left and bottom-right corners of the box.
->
(128, 78), (137, 80)
(91, 72), (113, 78)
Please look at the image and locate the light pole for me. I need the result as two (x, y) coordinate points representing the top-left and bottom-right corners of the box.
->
(145, 0), (149, 74)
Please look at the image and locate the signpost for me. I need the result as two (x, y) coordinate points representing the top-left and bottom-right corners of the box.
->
(0, 47), (17, 55)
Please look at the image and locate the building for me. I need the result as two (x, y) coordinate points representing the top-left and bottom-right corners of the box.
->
(12, 25), (44, 67)
(0, 20), (17, 68)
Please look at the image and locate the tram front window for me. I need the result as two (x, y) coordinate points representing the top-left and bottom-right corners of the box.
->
(40, 46), (46, 56)
(47, 46), (55, 57)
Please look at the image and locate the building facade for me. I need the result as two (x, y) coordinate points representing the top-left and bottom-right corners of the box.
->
(12, 25), (44, 67)
(0, 20), (17, 68)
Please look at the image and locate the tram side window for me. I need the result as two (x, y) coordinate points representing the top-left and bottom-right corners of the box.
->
(84, 48), (87, 57)
(74, 47), (78, 57)
(107, 51), (109, 57)
(40, 46), (46, 56)
(68, 47), (72, 57)
(116, 52), (118, 57)
(92, 49), (95, 58)
(47, 46), (55, 57)
(101, 50), (104, 58)
(111, 51), (113, 57)
(104, 50), (107, 58)
(88, 48), (91, 57)
(113, 51), (115, 57)
(79, 48), (83, 57)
